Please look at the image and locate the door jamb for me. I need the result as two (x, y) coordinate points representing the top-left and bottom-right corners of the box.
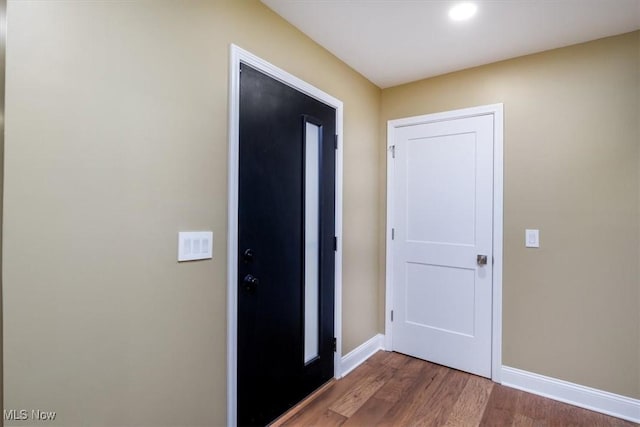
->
(384, 103), (504, 382)
(227, 44), (344, 427)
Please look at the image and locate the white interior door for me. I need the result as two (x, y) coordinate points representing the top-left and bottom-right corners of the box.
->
(391, 114), (494, 378)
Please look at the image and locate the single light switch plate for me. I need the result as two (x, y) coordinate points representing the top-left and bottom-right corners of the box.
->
(178, 231), (213, 261)
(525, 229), (540, 248)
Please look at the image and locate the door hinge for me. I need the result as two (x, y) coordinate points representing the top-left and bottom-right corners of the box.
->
(391, 228), (395, 240)
(334, 134), (338, 150)
(332, 337), (337, 352)
(333, 236), (337, 251)
(390, 145), (396, 158)
(391, 310), (394, 322)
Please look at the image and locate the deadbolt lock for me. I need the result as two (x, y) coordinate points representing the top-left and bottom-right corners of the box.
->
(477, 255), (488, 266)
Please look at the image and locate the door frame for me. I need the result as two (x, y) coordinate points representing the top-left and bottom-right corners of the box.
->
(227, 44), (344, 427)
(385, 103), (504, 382)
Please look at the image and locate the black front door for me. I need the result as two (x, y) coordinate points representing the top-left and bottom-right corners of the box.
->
(237, 64), (336, 426)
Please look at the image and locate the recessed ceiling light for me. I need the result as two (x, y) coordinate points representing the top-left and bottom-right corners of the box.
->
(449, 2), (477, 21)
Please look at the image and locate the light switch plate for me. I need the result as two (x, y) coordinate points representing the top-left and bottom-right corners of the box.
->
(178, 231), (213, 261)
(525, 229), (540, 248)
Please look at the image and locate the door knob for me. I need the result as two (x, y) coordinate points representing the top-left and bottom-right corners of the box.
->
(477, 255), (488, 266)
(243, 274), (259, 293)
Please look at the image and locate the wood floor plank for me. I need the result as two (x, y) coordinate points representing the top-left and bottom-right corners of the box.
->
(279, 362), (377, 426)
(307, 409), (347, 427)
(276, 408), (347, 427)
(378, 361), (450, 426)
(409, 368), (471, 426)
(366, 350), (396, 368)
(512, 413), (537, 427)
(341, 396), (397, 427)
(443, 374), (494, 427)
(479, 384), (522, 426)
(269, 380), (335, 426)
(548, 402), (602, 427)
(596, 412), (640, 427)
(340, 357), (426, 426)
(513, 390), (551, 427)
(375, 356), (426, 404)
(382, 351), (411, 369)
(328, 360), (397, 417)
(547, 399), (637, 427)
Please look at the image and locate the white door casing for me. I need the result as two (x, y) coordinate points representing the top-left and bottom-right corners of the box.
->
(385, 104), (503, 381)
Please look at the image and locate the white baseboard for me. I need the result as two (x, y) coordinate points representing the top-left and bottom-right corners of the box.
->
(502, 366), (640, 423)
(340, 334), (385, 377)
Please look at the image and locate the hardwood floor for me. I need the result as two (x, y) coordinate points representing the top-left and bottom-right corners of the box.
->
(270, 351), (638, 427)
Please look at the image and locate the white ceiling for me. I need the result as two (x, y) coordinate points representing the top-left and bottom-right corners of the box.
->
(261, 0), (640, 88)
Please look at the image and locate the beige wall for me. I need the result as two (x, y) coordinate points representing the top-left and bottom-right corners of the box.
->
(381, 31), (640, 399)
(3, 1), (380, 426)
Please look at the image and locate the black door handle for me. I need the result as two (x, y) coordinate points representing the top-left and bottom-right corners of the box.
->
(243, 274), (259, 293)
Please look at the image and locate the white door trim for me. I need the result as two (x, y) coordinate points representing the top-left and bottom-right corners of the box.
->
(385, 103), (503, 382)
(227, 44), (344, 427)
